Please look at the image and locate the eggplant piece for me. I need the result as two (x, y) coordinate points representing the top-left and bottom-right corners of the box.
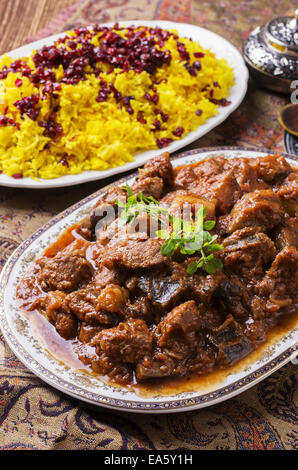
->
(136, 273), (186, 310)
(214, 278), (251, 322)
(207, 316), (252, 364)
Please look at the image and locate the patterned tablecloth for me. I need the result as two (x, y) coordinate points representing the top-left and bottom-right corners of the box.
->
(0, 0), (297, 450)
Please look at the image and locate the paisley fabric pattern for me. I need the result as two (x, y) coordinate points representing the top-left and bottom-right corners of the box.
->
(0, 0), (297, 450)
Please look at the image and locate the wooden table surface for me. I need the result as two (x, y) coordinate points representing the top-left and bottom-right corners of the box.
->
(0, 0), (74, 55)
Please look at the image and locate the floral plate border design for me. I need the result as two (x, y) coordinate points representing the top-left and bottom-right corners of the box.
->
(0, 146), (297, 413)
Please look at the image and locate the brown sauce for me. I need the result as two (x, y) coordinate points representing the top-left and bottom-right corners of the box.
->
(16, 153), (298, 392)
(20, 303), (297, 397)
(136, 312), (298, 397)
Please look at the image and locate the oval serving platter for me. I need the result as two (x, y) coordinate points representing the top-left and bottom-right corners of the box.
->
(0, 20), (248, 189)
(0, 147), (297, 413)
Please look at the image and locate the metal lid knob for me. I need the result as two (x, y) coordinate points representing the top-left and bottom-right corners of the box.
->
(264, 9), (298, 55)
(243, 10), (298, 93)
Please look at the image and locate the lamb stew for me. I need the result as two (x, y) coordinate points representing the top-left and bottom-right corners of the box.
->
(17, 153), (298, 386)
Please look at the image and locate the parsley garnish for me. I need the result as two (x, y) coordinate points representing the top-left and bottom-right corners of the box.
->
(116, 184), (169, 225)
(115, 185), (223, 275)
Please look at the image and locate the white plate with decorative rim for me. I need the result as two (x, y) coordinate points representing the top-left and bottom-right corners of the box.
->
(1, 147), (297, 413)
(0, 20), (248, 189)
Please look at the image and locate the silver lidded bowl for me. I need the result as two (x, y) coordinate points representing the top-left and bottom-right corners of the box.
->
(243, 9), (298, 94)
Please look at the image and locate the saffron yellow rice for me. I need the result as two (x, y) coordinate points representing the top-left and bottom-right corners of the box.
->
(0, 25), (234, 180)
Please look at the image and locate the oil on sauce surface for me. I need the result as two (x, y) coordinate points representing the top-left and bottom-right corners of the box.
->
(21, 299), (298, 398)
(17, 163), (298, 398)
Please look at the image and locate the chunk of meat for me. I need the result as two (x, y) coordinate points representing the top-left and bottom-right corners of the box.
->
(66, 288), (118, 325)
(126, 211), (166, 239)
(136, 301), (201, 380)
(227, 190), (283, 234)
(169, 193), (216, 221)
(79, 187), (127, 240)
(160, 189), (216, 219)
(174, 156), (226, 188)
(277, 172), (298, 200)
(227, 158), (268, 192)
(78, 323), (103, 343)
(90, 353), (132, 383)
(277, 172), (298, 216)
(87, 186), (128, 238)
(123, 296), (153, 322)
(132, 176), (164, 200)
(156, 301), (201, 359)
(189, 271), (226, 305)
(273, 217), (298, 251)
(191, 170), (242, 215)
(77, 217), (94, 241)
(243, 319), (267, 345)
(174, 165), (197, 188)
(90, 202), (118, 240)
(38, 254), (92, 292)
(57, 238), (91, 257)
(201, 308), (225, 329)
(249, 154), (291, 182)
(220, 227), (276, 276)
(79, 204), (116, 241)
(92, 319), (152, 364)
(136, 352), (176, 381)
(93, 265), (122, 290)
(17, 265), (46, 311)
(140, 152), (174, 188)
(45, 291), (77, 340)
(95, 219), (129, 245)
(255, 246), (298, 313)
(102, 185), (128, 205)
(173, 157), (243, 215)
(97, 284), (128, 313)
(102, 232), (166, 269)
(207, 315), (252, 364)
(159, 189), (216, 220)
(194, 156), (227, 179)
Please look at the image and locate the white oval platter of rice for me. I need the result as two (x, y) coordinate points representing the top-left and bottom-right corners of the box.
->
(0, 20), (248, 188)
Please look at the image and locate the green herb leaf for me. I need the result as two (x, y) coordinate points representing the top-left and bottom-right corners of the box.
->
(187, 261), (200, 274)
(205, 243), (223, 253)
(161, 238), (177, 257)
(116, 185), (223, 275)
(203, 220), (216, 231)
(125, 184), (134, 197)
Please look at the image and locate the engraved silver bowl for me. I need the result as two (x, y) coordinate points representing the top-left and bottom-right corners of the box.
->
(243, 10), (298, 94)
